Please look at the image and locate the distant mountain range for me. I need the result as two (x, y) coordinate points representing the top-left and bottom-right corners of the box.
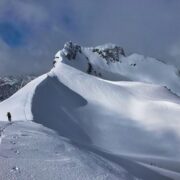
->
(0, 76), (35, 102)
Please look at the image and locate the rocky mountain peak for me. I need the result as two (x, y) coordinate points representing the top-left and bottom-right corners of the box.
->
(53, 42), (126, 79)
(62, 41), (82, 60)
(92, 44), (125, 63)
(60, 42), (125, 63)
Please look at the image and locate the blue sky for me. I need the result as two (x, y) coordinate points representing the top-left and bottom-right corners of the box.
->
(0, 0), (180, 75)
(0, 22), (29, 47)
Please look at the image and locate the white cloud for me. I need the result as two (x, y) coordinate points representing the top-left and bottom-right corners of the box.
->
(14, 1), (49, 24)
(0, 0), (49, 25)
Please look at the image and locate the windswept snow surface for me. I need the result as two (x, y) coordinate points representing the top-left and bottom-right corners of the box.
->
(45, 62), (180, 157)
(1, 121), (176, 180)
(1, 42), (180, 179)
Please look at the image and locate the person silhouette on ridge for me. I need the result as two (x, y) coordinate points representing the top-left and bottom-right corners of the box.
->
(7, 112), (12, 123)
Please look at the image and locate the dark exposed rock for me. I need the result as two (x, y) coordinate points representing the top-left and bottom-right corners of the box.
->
(87, 63), (93, 74)
(63, 41), (82, 60)
(92, 45), (125, 64)
(62, 42), (125, 64)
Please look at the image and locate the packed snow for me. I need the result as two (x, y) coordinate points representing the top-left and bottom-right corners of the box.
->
(1, 42), (180, 179)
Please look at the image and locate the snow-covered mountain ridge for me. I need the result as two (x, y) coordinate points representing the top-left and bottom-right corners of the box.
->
(55, 42), (180, 96)
(1, 42), (180, 179)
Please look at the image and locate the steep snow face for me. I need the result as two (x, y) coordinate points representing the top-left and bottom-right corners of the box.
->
(48, 62), (180, 158)
(55, 42), (180, 95)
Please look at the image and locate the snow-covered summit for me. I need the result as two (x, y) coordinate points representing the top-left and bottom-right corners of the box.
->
(54, 42), (126, 77)
(54, 42), (180, 96)
(55, 41), (125, 62)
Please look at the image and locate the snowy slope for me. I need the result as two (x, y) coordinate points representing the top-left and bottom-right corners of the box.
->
(48, 62), (180, 157)
(1, 42), (180, 179)
(0, 121), (135, 180)
(0, 75), (46, 121)
(1, 121), (177, 180)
